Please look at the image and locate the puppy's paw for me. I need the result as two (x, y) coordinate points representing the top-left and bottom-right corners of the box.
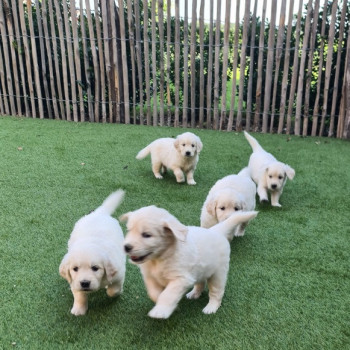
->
(154, 174), (163, 179)
(187, 179), (196, 185)
(106, 285), (123, 297)
(272, 203), (282, 207)
(202, 302), (220, 315)
(186, 289), (201, 300)
(176, 177), (185, 183)
(148, 305), (173, 319)
(260, 198), (269, 204)
(71, 305), (88, 316)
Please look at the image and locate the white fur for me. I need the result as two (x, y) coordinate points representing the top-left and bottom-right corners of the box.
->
(244, 131), (295, 207)
(200, 167), (256, 238)
(121, 206), (258, 319)
(136, 132), (203, 185)
(59, 190), (126, 316)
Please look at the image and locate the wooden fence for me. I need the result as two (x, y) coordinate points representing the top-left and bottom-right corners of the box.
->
(0, 0), (349, 138)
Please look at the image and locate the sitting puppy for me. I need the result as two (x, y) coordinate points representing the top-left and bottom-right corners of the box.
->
(121, 206), (257, 319)
(200, 167), (256, 238)
(244, 131), (295, 207)
(59, 190), (126, 316)
(136, 132), (203, 185)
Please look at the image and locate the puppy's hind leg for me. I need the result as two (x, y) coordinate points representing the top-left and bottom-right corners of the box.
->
(173, 168), (185, 183)
(186, 282), (205, 299)
(71, 290), (88, 316)
(202, 271), (227, 315)
(152, 161), (164, 179)
(106, 279), (124, 297)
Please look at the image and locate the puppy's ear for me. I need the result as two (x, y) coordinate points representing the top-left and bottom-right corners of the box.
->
(163, 217), (188, 242)
(196, 137), (203, 153)
(206, 198), (217, 217)
(285, 165), (295, 180)
(119, 212), (131, 223)
(59, 254), (72, 284)
(104, 258), (118, 283)
(174, 138), (180, 151)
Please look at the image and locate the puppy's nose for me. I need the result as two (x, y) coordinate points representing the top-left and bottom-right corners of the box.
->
(185, 151), (191, 156)
(271, 184), (277, 189)
(80, 280), (90, 289)
(124, 244), (133, 253)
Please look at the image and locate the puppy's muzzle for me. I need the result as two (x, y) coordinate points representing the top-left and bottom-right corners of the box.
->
(80, 280), (91, 289)
(185, 151), (192, 157)
(271, 184), (277, 190)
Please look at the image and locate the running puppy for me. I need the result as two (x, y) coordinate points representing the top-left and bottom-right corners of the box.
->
(200, 167), (256, 238)
(244, 131), (295, 207)
(121, 206), (258, 319)
(136, 132), (203, 185)
(59, 190), (126, 316)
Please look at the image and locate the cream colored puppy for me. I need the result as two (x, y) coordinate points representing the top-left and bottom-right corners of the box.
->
(136, 132), (203, 185)
(200, 167), (256, 238)
(121, 206), (258, 319)
(59, 190), (126, 316)
(244, 131), (295, 207)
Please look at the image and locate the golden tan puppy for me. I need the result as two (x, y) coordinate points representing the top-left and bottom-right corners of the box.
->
(121, 206), (258, 319)
(59, 190), (126, 316)
(136, 132), (203, 185)
(200, 167), (256, 238)
(244, 131), (295, 207)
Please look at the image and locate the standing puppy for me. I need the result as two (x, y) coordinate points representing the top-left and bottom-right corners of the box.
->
(136, 132), (203, 185)
(200, 167), (256, 238)
(244, 131), (295, 207)
(121, 206), (258, 319)
(59, 190), (126, 316)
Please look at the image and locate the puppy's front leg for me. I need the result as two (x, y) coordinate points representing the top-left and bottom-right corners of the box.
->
(71, 290), (88, 316)
(144, 276), (164, 303)
(173, 168), (185, 183)
(106, 279), (123, 297)
(148, 280), (189, 319)
(185, 169), (196, 185)
(257, 184), (269, 203)
(270, 191), (282, 207)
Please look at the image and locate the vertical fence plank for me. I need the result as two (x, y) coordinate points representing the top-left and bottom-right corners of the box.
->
(294, 0), (312, 135)
(143, 0), (151, 125)
(328, 0), (347, 137)
(190, 0), (197, 128)
(311, 0), (328, 136)
(174, 0), (180, 127)
(42, 0), (59, 119)
(246, 0), (258, 131)
(3, 0), (21, 116)
(0, 0), (16, 115)
(205, 0), (214, 129)
(319, 0), (337, 136)
(212, 0), (221, 130)
(236, 0), (250, 131)
(219, 0), (231, 130)
(269, 0), (286, 133)
(198, 0), (205, 128)
(151, 0), (158, 126)
(182, 0), (189, 127)
(254, 0), (267, 132)
(302, 0), (319, 136)
(166, 0), (172, 126)
(158, 0), (165, 126)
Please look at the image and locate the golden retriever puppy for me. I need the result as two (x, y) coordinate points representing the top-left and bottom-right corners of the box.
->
(121, 206), (258, 319)
(59, 190), (126, 316)
(200, 167), (256, 238)
(136, 132), (203, 185)
(244, 131), (295, 207)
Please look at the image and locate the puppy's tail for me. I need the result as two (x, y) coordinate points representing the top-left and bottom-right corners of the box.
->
(136, 145), (151, 160)
(209, 211), (258, 241)
(95, 190), (125, 216)
(244, 131), (264, 153)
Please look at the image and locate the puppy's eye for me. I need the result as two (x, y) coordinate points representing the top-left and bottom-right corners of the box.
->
(182, 143), (186, 147)
(73, 267), (79, 272)
(278, 175), (283, 179)
(142, 232), (152, 238)
(269, 175), (272, 178)
(191, 144), (195, 147)
(219, 207), (225, 211)
(91, 266), (99, 272)
(234, 207), (240, 211)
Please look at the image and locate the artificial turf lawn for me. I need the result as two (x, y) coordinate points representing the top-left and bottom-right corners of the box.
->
(0, 116), (349, 349)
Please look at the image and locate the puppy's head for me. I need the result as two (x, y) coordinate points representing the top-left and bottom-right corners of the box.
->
(120, 206), (188, 264)
(265, 162), (295, 192)
(174, 132), (203, 158)
(206, 189), (245, 223)
(59, 245), (118, 292)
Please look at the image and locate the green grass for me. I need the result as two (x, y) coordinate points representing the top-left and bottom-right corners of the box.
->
(0, 116), (349, 350)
